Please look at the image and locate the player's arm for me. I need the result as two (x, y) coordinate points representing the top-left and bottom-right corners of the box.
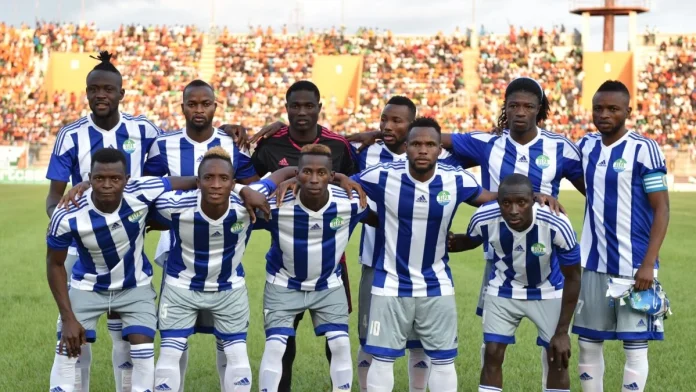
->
(447, 231), (484, 252)
(549, 236), (582, 370)
(46, 180), (69, 217)
(250, 145), (270, 177)
(562, 142), (587, 196)
(233, 144), (261, 184)
(361, 210), (379, 228)
(634, 189), (669, 290)
(570, 177), (586, 196)
(467, 188), (498, 207)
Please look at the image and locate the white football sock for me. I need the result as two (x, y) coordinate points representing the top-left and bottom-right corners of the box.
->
(326, 331), (352, 391)
(222, 339), (252, 392)
(259, 335), (288, 392)
(428, 358), (457, 392)
(541, 347), (549, 391)
(75, 343), (92, 391)
(108, 320), (132, 392)
(622, 341), (649, 392)
(480, 341), (486, 369)
(356, 346), (372, 392)
(367, 356), (395, 392)
(130, 343), (155, 392)
(578, 337), (604, 392)
(407, 348), (430, 392)
(178, 345), (188, 392)
(478, 386), (502, 392)
(155, 338), (187, 392)
(50, 342), (79, 392)
(217, 339), (227, 391)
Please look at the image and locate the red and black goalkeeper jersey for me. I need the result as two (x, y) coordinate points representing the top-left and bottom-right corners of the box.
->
(251, 125), (357, 177)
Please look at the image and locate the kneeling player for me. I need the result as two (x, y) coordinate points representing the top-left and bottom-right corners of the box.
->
(151, 147), (293, 392)
(256, 144), (373, 392)
(449, 174), (581, 392)
(46, 149), (198, 392)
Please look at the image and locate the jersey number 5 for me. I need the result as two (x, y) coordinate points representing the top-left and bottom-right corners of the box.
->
(160, 303), (168, 320)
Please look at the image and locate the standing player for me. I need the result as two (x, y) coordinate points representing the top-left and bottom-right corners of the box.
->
(352, 96), (462, 392)
(151, 147), (293, 392)
(349, 77), (582, 386)
(46, 149), (198, 392)
(348, 117), (496, 392)
(45, 51), (161, 392)
(572, 81), (670, 392)
(449, 174), (581, 392)
(256, 144), (372, 392)
(143, 79), (259, 392)
(250, 80), (357, 392)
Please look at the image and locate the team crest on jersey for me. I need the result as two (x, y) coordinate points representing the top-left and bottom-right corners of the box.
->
(531, 242), (546, 256)
(436, 190), (451, 206)
(612, 158), (627, 172)
(330, 217), (344, 230)
(535, 154), (550, 169)
(128, 210), (145, 223)
(230, 222), (245, 234)
(122, 139), (136, 154)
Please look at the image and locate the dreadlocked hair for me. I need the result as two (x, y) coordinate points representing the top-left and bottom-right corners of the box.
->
(497, 77), (550, 129)
(89, 51), (120, 74)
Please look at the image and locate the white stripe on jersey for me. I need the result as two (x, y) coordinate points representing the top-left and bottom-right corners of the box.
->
(467, 203), (580, 300)
(46, 177), (171, 291)
(48, 112), (160, 185)
(353, 141), (459, 267)
(577, 131), (667, 276)
(153, 181), (273, 292)
(354, 161), (483, 297)
(262, 185), (367, 291)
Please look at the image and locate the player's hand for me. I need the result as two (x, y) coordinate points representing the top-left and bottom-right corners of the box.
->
(335, 174), (367, 208)
(548, 332), (571, 370)
(249, 121), (286, 145)
(239, 187), (270, 223)
(60, 317), (86, 358)
(58, 181), (91, 211)
(220, 124), (250, 151)
(634, 263), (655, 291)
(534, 193), (566, 215)
(346, 131), (381, 154)
(447, 232), (466, 252)
(275, 178), (300, 207)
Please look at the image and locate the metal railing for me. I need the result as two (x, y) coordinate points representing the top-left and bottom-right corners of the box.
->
(569, 0), (651, 10)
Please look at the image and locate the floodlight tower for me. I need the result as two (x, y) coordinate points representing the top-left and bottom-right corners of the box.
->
(569, 0), (650, 51)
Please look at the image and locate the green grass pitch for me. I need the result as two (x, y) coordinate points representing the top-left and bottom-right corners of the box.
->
(0, 185), (692, 391)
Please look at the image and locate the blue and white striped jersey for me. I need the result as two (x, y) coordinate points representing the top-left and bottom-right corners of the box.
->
(449, 128), (582, 198)
(46, 177), (172, 291)
(577, 131), (668, 276)
(351, 141), (461, 267)
(47, 113), (161, 185)
(143, 128), (256, 179)
(143, 128), (258, 262)
(259, 185), (367, 291)
(152, 180), (276, 292)
(352, 161), (483, 297)
(467, 202), (580, 300)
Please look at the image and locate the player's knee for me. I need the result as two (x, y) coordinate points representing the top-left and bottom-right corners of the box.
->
(107, 312), (122, 320)
(483, 343), (506, 368)
(128, 333), (154, 345)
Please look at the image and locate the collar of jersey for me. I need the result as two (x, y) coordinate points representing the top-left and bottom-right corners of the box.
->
(87, 112), (124, 133)
(181, 127), (221, 146)
(295, 186), (333, 217)
(601, 129), (633, 149)
(196, 190), (232, 224)
(504, 126), (541, 150)
(86, 188), (124, 217)
(502, 203), (539, 236)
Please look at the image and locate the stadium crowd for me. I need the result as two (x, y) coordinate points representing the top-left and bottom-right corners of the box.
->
(1, 21), (694, 149)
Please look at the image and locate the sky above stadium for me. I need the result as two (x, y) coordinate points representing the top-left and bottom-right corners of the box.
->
(2, 0), (694, 51)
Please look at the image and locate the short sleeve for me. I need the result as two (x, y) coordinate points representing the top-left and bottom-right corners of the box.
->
(249, 179), (277, 196)
(637, 140), (668, 193)
(437, 150), (463, 168)
(551, 214), (581, 266)
(466, 206), (489, 243)
(339, 142), (357, 175)
(351, 142), (367, 171)
(46, 129), (76, 182)
(125, 176), (172, 204)
(561, 141), (584, 181)
(46, 211), (73, 250)
(450, 132), (491, 165)
(153, 190), (187, 221)
(251, 145), (270, 177)
(456, 170), (483, 204)
(350, 169), (381, 202)
(143, 140), (168, 176)
(234, 146), (259, 180)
